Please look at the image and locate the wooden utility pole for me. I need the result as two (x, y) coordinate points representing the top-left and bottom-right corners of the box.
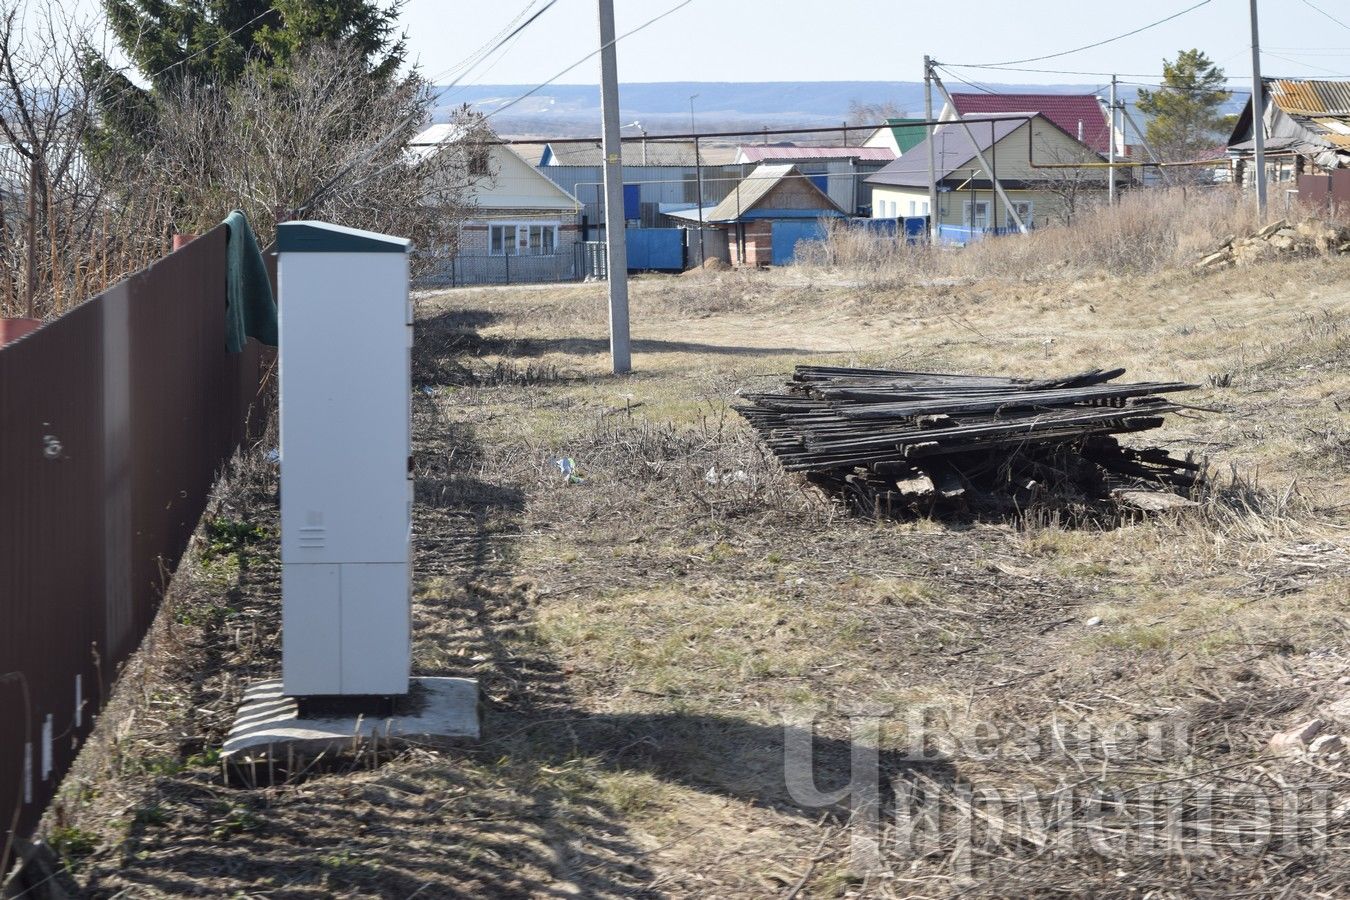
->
(597, 0), (631, 373)
(1249, 0), (1268, 216)
(924, 56), (938, 242)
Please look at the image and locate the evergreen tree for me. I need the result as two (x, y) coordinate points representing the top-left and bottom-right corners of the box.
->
(84, 0), (407, 159)
(1136, 49), (1232, 160)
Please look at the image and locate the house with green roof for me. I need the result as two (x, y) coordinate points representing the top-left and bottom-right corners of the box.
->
(864, 118), (928, 156)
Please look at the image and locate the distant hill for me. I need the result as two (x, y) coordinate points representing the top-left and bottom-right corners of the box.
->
(431, 80), (1248, 140)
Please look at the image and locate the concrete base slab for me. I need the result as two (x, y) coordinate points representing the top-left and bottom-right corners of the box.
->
(222, 677), (479, 759)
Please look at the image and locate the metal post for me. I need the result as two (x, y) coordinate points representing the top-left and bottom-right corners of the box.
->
(924, 56), (938, 243)
(692, 95), (706, 268)
(1249, 0), (1268, 217)
(1121, 108), (1161, 166)
(991, 119), (997, 232)
(1108, 75), (1117, 206)
(597, 0), (630, 373)
(930, 69), (1027, 233)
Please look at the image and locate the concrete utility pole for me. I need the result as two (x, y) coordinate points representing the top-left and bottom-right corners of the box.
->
(1108, 75), (1117, 205)
(930, 68), (1027, 233)
(597, 0), (631, 374)
(924, 56), (938, 242)
(1249, 0), (1268, 217)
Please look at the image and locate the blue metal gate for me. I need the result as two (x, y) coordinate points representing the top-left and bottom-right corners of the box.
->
(626, 228), (685, 271)
(771, 220), (828, 266)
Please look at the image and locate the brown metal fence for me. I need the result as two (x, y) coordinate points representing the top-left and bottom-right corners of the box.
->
(0, 224), (269, 867)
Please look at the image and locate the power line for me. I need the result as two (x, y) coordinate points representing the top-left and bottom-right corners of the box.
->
(429, 1), (551, 104)
(1298, 0), (1350, 32)
(427, 0), (561, 104)
(102, 6), (279, 106)
(947, 0), (1214, 68)
(1261, 51), (1350, 77)
(288, 0), (562, 217)
(944, 63), (1248, 82)
(327, 0), (701, 214)
(484, 0), (697, 122)
(936, 66), (1002, 96)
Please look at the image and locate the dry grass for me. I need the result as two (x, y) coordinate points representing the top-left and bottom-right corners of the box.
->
(43, 233), (1350, 897)
(798, 187), (1269, 289)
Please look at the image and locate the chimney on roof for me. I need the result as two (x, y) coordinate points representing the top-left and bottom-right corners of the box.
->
(1077, 120), (1084, 141)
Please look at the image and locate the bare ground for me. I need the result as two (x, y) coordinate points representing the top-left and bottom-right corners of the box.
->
(47, 256), (1350, 898)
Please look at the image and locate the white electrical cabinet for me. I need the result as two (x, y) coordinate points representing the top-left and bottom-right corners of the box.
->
(277, 222), (413, 697)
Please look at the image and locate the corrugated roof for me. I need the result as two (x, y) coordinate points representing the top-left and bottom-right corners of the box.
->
(541, 140), (737, 166)
(507, 142), (548, 166)
(886, 118), (928, 154)
(705, 163), (842, 222)
(1268, 79), (1350, 116)
(1267, 79), (1350, 149)
(950, 93), (1112, 154)
(866, 116), (1030, 188)
(737, 146), (895, 163)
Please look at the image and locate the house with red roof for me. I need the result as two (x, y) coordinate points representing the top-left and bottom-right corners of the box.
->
(941, 93), (1122, 158)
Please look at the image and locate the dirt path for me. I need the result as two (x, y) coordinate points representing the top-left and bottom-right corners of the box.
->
(58, 259), (1350, 898)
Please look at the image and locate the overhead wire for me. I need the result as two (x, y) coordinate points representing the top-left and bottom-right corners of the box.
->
(1298, 0), (1350, 32)
(99, 6), (279, 107)
(287, 0), (564, 217)
(947, 0), (1214, 68)
(429, 0), (549, 105)
(1261, 51), (1350, 78)
(326, 0), (702, 211)
(483, 0), (697, 122)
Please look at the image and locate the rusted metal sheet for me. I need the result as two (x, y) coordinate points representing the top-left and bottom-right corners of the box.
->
(1297, 173), (1332, 206)
(1333, 169), (1350, 205)
(1, 224), (269, 865)
(1269, 80), (1350, 117)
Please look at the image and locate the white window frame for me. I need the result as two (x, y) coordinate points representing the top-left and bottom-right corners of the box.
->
(963, 200), (990, 228)
(488, 222), (561, 257)
(1007, 200), (1034, 227)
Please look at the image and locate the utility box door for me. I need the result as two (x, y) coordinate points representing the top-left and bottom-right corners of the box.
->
(277, 221), (413, 697)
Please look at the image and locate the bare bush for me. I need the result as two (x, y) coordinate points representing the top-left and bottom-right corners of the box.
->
(0, 0), (168, 319)
(102, 43), (481, 266)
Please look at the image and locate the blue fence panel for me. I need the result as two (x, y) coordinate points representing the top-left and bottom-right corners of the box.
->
(623, 184), (641, 221)
(936, 224), (1022, 245)
(771, 220), (828, 265)
(858, 218), (899, 236)
(626, 228), (685, 271)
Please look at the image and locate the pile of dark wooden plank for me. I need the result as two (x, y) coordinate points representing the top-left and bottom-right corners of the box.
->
(736, 365), (1203, 517)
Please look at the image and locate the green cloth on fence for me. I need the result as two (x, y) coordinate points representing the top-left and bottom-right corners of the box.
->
(223, 210), (278, 353)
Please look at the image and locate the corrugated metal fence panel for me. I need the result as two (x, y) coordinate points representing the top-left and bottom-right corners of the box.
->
(771, 221), (828, 265)
(0, 225), (267, 859)
(626, 229), (685, 271)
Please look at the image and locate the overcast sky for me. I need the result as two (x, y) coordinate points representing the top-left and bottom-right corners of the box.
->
(397, 0), (1349, 86)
